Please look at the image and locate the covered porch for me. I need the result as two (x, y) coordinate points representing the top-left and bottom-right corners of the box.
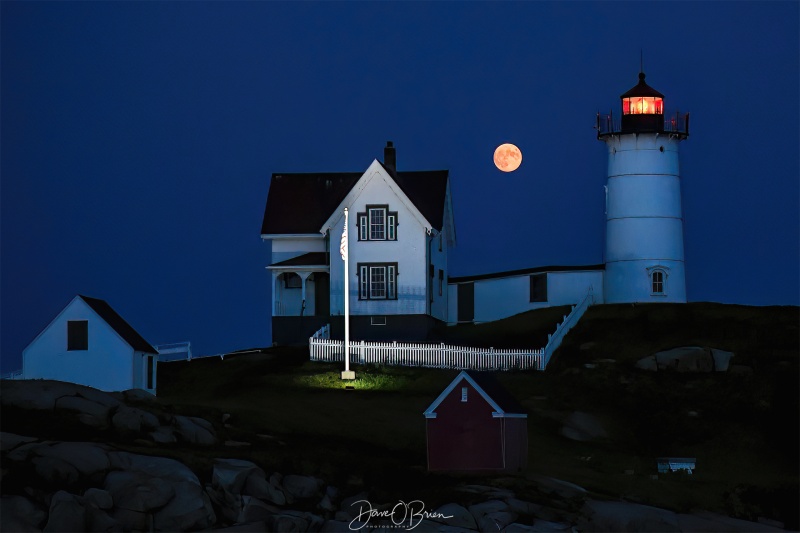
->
(268, 252), (330, 318)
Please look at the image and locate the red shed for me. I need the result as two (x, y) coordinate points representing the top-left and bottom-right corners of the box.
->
(424, 371), (528, 472)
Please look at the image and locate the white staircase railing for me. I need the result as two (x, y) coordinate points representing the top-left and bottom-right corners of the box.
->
(542, 287), (595, 367)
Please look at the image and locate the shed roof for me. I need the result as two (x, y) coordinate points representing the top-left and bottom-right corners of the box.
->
(449, 264), (604, 284)
(79, 295), (158, 354)
(424, 370), (527, 418)
(467, 371), (527, 413)
(261, 163), (449, 235)
(269, 252), (329, 267)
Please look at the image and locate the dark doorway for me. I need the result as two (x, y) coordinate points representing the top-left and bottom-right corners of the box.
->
(457, 283), (474, 323)
(146, 355), (154, 389)
(315, 272), (330, 316)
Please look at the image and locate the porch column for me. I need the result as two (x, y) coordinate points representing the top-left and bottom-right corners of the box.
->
(298, 272), (312, 316)
(273, 273), (282, 316)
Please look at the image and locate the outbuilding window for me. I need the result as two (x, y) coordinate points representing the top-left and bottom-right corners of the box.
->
(67, 320), (88, 351)
(461, 387), (468, 402)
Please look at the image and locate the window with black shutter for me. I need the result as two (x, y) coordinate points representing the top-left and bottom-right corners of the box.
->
(357, 263), (398, 300)
(356, 205), (397, 241)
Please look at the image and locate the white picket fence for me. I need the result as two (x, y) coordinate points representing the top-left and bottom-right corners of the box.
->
(310, 336), (544, 371)
(309, 287), (596, 372)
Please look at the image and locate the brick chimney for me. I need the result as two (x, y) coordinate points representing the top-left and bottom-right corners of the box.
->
(383, 141), (396, 171)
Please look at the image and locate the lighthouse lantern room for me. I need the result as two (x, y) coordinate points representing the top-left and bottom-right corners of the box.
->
(597, 71), (690, 304)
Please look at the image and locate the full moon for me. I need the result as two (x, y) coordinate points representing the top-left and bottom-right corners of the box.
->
(493, 143), (522, 172)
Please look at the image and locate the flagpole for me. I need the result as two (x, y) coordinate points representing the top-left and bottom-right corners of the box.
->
(341, 208), (355, 380)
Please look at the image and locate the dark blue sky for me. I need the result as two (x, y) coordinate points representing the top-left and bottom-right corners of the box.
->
(2, 2), (798, 371)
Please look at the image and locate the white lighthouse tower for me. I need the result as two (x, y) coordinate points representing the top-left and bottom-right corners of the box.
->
(597, 71), (690, 303)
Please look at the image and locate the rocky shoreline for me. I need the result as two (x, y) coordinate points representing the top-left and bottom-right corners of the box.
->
(0, 380), (783, 532)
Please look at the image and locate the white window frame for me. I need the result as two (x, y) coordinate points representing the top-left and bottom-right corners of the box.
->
(652, 271), (664, 294)
(369, 208), (386, 240)
(357, 262), (398, 300)
(369, 266), (386, 299)
(358, 205), (397, 241)
(647, 266), (669, 296)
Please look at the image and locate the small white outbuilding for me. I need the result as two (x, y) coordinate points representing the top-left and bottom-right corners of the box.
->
(22, 295), (158, 394)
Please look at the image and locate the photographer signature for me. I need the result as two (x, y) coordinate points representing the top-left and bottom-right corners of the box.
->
(348, 499), (453, 531)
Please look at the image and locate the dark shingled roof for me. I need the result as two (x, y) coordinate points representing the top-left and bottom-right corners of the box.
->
(465, 371), (527, 415)
(620, 72), (665, 99)
(449, 264), (605, 284)
(377, 161), (449, 232)
(261, 172), (361, 235)
(270, 252), (329, 267)
(79, 295), (158, 354)
(261, 163), (449, 235)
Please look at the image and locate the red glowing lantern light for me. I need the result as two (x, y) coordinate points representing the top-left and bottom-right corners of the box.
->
(623, 96), (663, 115)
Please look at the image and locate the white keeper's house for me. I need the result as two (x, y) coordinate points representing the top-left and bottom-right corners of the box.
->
(262, 142), (454, 344)
(261, 70), (690, 345)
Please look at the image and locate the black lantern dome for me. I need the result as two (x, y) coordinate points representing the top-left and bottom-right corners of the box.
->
(596, 70), (689, 139)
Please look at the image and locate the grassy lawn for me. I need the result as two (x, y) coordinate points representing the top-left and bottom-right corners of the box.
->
(154, 303), (798, 526)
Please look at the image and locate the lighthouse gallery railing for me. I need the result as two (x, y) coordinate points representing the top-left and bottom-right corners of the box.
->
(596, 111), (689, 137)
